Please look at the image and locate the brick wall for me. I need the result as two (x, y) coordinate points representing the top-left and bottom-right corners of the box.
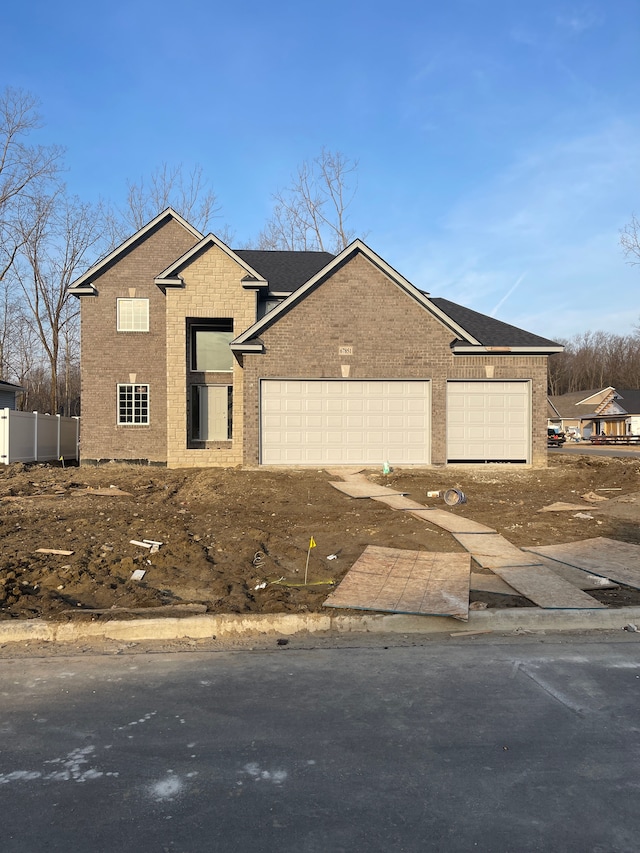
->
(164, 245), (257, 468)
(79, 219), (198, 463)
(241, 253), (549, 467)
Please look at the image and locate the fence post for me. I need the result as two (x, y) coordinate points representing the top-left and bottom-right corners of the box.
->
(33, 412), (38, 462)
(74, 417), (80, 462)
(56, 414), (61, 461)
(0, 408), (8, 464)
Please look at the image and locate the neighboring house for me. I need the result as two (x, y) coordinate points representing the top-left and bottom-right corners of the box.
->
(549, 387), (640, 438)
(69, 208), (562, 468)
(0, 381), (24, 410)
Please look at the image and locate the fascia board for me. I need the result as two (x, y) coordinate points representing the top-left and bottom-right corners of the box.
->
(69, 208), (202, 289)
(452, 345), (565, 354)
(68, 285), (98, 297)
(232, 239), (478, 346)
(0, 382), (25, 393)
(230, 340), (264, 353)
(576, 386), (616, 405)
(155, 234), (267, 285)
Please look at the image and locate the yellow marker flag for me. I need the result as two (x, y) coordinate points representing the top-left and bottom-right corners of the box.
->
(309, 536), (316, 549)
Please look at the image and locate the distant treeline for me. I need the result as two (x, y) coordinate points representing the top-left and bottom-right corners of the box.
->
(548, 328), (640, 396)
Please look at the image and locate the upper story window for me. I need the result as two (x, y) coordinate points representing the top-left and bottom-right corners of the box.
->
(190, 319), (234, 372)
(117, 298), (149, 332)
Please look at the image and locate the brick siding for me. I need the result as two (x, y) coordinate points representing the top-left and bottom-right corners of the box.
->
(241, 253), (549, 467)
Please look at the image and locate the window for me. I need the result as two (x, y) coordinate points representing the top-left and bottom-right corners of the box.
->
(117, 298), (149, 332)
(190, 385), (232, 441)
(118, 384), (149, 424)
(190, 319), (233, 371)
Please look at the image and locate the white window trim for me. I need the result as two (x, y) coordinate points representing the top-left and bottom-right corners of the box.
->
(117, 383), (150, 425)
(117, 298), (149, 332)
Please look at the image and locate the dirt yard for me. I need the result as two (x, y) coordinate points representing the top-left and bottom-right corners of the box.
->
(1, 452), (640, 621)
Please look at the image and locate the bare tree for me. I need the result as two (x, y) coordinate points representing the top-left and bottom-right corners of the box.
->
(106, 163), (226, 247)
(621, 214), (640, 266)
(0, 88), (63, 283)
(255, 148), (360, 253)
(10, 192), (104, 413)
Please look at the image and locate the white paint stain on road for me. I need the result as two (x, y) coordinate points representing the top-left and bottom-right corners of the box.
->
(0, 746), (118, 785)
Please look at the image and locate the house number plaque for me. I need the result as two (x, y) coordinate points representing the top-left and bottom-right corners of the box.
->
(339, 346), (353, 356)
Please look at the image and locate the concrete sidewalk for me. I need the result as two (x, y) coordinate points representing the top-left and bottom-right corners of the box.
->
(1, 605), (639, 646)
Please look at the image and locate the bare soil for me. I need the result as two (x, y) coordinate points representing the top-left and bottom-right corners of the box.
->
(2, 453), (640, 622)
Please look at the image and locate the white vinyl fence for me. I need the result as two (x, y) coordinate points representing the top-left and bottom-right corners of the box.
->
(0, 410), (79, 464)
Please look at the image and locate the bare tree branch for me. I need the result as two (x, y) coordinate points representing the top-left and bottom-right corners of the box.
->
(254, 148), (360, 253)
(621, 214), (640, 266)
(105, 163), (225, 248)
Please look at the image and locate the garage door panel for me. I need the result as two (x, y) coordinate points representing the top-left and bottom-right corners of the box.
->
(261, 380), (430, 465)
(447, 381), (530, 463)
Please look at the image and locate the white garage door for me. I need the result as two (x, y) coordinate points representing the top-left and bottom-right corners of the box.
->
(261, 380), (430, 465)
(447, 381), (530, 463)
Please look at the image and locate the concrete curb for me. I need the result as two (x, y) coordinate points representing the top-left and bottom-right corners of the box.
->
(1, 607), (640, 645)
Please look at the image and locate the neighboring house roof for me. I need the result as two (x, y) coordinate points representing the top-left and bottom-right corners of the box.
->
(232, 240), (562, 355)
(0, 380), (24, 393)
(430, 298), (561, 349)
(233, 250), (336, 294)
(68, 208), (203, 295)
(549, 387), (640, 420)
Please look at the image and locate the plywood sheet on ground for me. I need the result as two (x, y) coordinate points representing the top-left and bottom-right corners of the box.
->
(470, 573), (521, 595)
(453, 533), (539, 567)
(323, 545), (470, 620)
(409, 510), (496, 535)
(484, 563), (606, 608)
(525, 538), (640, 590)
(370, 494), (432, 511)
(521, 551), (618, 590)
(329, 481), (406, 499)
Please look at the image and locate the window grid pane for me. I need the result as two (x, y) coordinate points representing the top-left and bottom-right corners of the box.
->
(118, 384), (149, 424)
(117, 299), (149, 332)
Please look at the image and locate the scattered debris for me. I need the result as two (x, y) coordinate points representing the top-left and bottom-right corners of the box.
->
(130, 539), (163, 552)
(277, 638), (289, 646)
(83, 486), (133, 497)
(254, 581), (267, 590)
(35, 548), (74, 556)
(581, 491), (609, 503)
(538, 502), (597, 512)
(469, 601), (489, 610)
(623, 623), (638, 632)
(573, 512), (594, 520)
(443, 488), (466, 506)
(326, 554), (338, 561)
(130, 569), (146, 581)
(427, 490), (441, 498)
(253, 551), (265, 567)
(596, 488), (622, 491)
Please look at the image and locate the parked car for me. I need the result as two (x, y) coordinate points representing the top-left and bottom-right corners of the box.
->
(548, 428), (566, 447)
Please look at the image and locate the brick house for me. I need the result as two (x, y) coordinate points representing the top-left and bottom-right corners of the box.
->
(69, 208), (562, 468)
(549, 387), (640, 439)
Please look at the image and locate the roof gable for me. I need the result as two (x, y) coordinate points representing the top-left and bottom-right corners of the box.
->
(154, 234), (267, 288)
(69, 208), (203, 294)
(232, 240), (477, 349)
(231, 239), (562, 354)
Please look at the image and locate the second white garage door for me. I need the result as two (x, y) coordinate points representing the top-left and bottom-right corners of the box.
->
(446, 381), (530, 463)
(261, 380), (430, 465)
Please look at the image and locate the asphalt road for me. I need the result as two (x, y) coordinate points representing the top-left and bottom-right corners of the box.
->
(1, 635), (639, 853)
(551, 443), (640, 459)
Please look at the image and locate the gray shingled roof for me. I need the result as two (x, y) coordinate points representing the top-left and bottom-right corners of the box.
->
(550, 388), (640, 417)
(430, 297), (560, 348)
(234, 250), (335, 293)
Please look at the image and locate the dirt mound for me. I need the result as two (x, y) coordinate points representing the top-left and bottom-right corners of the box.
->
(1, 454), (640, 621)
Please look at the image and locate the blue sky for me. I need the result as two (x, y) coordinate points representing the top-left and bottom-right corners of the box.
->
(3, 0), (639, 340)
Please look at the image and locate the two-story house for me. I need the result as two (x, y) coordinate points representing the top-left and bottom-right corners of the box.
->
(69, 208), (562, 468)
